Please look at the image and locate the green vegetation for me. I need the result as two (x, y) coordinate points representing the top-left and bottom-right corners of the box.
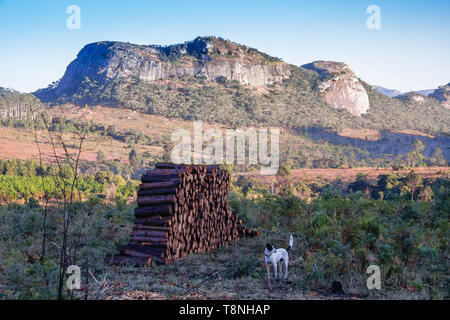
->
(23, 71), (447, 170)
(0, 159), (139, 202)
(1, 169), (448, 299)
(0, 112), (166, 148)
(228, 171), (449, 298)
(430, 147), (447, 166)
(0, 61), (448, 299)
(277, 164), (291, 177)
(3, 74), (449, 171)
(0, 87), (43, 122)
(362, 82), (450, 134)
(39, 66), (450, 135)
(152, 36), (284, 64)
(0, 201), (133, 299)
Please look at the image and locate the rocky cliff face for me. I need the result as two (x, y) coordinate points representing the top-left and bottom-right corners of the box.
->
(302, 61), (370, 116)
(34, 37), (376, 117)
(37, 37), (291, 99)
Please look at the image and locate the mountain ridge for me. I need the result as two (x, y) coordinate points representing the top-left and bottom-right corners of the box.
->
(26, 36), (450, 136)
(35, 37), (291, 100)
(374, 84), (450, 110)
(34, 36), (376, 117)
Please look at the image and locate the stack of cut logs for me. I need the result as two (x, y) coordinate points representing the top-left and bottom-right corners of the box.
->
(118, 163), (249, 265)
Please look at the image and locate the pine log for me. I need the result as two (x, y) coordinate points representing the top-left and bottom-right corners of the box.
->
(122, 249), (166, 264)
(139, 180), (180, 190)
(119, 164), (241, 265)
(155, 163), (186, 169)
(124, 244), (167, 254)
(137, 188), (177, 196)
(134, 204), (173, 217)
(130, 236), (168, 244)
(141, 174), (182, 183)
(131, 230), (168, 238)
(134, 216), (171, 226)
(137, 195), (176, 206)
(146, 169), (186, 175)
(133, 224), (170, 232)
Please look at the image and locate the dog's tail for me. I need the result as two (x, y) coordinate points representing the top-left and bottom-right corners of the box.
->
(286, 234), (294, 252)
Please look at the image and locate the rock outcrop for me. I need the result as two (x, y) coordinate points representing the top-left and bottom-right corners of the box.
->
(36, 37), (291, 100)
(302, 61), (370, 116)
(395, 92), (427, 104)
(429, 83), (450, 109)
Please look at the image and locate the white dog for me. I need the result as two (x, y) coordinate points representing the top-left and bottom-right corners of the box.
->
(264, 234), (293, 288)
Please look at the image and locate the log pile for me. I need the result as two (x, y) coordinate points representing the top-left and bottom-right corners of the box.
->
(117, 163), (246, 265)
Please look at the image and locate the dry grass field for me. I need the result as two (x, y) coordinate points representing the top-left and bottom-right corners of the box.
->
(239, 166), (450, 185)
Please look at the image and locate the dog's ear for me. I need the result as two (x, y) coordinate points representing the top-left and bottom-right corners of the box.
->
(266, 243), (273, 251)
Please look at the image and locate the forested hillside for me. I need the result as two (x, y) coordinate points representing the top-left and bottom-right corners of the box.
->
(0, 88), (43, 122)
(33, 65), (450, 135)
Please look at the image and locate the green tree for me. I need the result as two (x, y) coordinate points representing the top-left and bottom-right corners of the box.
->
(95, 171), (114, 184)
(96, 150), (106, 162)
(129, 149), (143, 170)
(278, 164), (291, 177)
(405, 139), (426, 167)
(221, 164), (234, 173)
(403, 170), (423, 201)
(430, 147), (446, 166)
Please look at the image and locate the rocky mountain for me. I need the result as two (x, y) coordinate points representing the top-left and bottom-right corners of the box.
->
(31, 36), (450, 136)
(1, 37), (449, 168)
(35, 37), (291, 101)
(302, 61), (370, 116)
(373, 86), (402, 98)
(35, 37), (376, 118)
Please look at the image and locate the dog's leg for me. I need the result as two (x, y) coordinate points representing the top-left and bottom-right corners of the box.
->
(266, 264), (271, 289)
(273, 261), (278, 281)
(284, 259), (289, 280)
(277, 262), (281, 280)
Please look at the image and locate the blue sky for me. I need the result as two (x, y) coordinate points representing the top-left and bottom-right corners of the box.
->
(0, 0), (449, 93)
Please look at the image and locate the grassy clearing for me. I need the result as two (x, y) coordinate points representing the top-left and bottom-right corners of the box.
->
(0, 170), (448, 300)
(97, 231), (432, 300)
